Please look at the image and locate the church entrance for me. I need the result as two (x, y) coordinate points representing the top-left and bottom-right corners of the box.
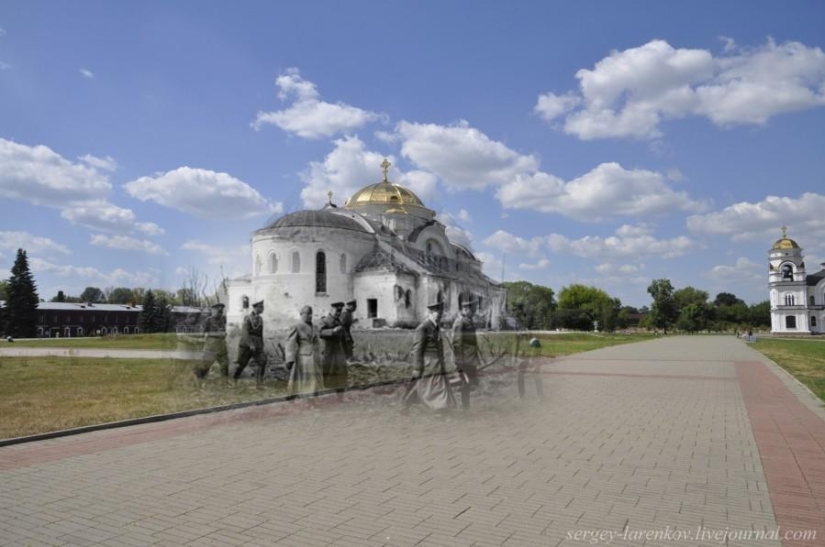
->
(367, 299), (378, 319)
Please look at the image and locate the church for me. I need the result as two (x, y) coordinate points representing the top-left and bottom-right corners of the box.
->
(226, 160), (505, 332)
(768, 228), (825, 334)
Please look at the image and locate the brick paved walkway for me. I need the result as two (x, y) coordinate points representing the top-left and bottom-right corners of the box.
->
(1, 336), (823, 546)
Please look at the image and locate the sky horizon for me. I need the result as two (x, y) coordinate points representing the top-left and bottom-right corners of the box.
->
(2, 1), (825, 308)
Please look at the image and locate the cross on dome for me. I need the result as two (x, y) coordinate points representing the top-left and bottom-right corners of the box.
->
(781, 225), (788, 238)
(381, 158), (391, 182)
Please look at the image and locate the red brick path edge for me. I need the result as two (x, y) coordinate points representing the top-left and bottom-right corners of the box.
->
(736, 361), (825, 546)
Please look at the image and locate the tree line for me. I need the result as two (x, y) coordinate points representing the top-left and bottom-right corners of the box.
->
(1, 250), (224, 337)
(502, 279), (770, 333)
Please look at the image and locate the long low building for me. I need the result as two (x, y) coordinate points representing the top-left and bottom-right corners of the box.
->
(0, 301), (208, 338)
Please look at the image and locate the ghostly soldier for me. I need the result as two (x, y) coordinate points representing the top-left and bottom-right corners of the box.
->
(402, 298), (456, 412)
(340, 299), (358, 362)
(200, 302), (228, 377)
(234, 300), (267, 383)
(452, 299), (481, 409)
(318, 301), (348, 396)
(285, 305), (324, 397)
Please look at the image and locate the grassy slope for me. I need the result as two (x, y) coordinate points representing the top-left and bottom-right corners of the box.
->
(751, 338), (825, 402)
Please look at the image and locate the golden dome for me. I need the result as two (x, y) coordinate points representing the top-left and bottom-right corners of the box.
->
(772, 238), (800, 250)
(343, 158), (427, 209)
(771, 226), (800, 250)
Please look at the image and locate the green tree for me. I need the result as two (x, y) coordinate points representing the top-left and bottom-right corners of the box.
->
(53, 290), (66, 302)
(677, 302), (711, 333)
(107, 287), (136, 305)
(673, 287), (710, 310)
(153, 294), (172, 332)
(0, 278), (8, 300)
(647, 278), (678, 333)
(557, 284), (615, 331)
(714, 292), (743, 307)
(139, 290), (157, 333)
(748, 301), (771, 329)
(79, 286), (106, 303)
(502, 281), (556, 329)
(5, 249), (40, 337)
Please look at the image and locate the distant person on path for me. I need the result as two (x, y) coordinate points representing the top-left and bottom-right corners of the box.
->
(200, 302), (228, 378)
(319, 301), (348, 397)
(285, 305), (324, 397)
(234, 300), (267, 383)
(517, 335), (545, 399)
(341, 299), (358, 363)
(452, 298), (481, 410)
(402, 298), (456, 412)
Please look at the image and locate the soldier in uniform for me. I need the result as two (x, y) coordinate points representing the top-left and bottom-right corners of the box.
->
(234, 299), (267, 383)
(452, 298), (481, 409)
(318, 301), (348, 397)
(201, 302), (228, 377)
(285, 305), (323, 397)
(402, 298), (456, 412)
(340, 299), (358, 363)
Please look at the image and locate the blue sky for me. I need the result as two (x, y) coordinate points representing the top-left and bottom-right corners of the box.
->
(2, 1), (825, 307)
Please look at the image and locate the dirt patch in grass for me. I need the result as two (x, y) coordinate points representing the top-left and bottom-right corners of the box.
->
(751, 338), (825, 402)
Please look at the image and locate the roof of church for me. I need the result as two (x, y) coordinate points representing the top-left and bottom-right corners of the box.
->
(259, 210), (368, 233)
(354, 249), (416, 274)
(807, 269), (825, 286)
(343, 158), (428, 210)
(772, 237), (801, 250)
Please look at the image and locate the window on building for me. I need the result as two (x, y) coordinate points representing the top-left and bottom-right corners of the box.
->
(255, 254), (262, 275)
(812, 316), (818, 328)
(78, 327), (84, 336)
(340, 253), (347, 274)
(316, 251), (327, 293)
(242, 295), (249, 309)
(782, 264), (793, 280)
(786, 316), (797, 329)
(269, 253), (278, 274)
(292, 251), (301, 273)
(811, 295), (816, 306)
(785, 294), (796, 306)
(367, 298), (378, 319)
(405, 289), (412, 309)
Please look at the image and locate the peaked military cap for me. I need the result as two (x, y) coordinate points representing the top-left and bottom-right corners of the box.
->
(252, 300), (264, 307)
(211, 302), (225, 309)
(346, 299), (357, 306)
(331, 301), (345, 308)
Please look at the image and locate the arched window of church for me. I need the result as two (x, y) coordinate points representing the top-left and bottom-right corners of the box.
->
(786, 316), (796, 329)
(316, 251), (327, 294)
(782, 264), (793, 280)
(255, 254), (262, 275)
(812, 316), (817, 328)
(269, 253), (278, 274)
(292, 251), (301, 273)
(340, 253), (347, 274)
(785, 294), (795, 306)
(810, 295), (815, 306)
(405, 289), (411, 309)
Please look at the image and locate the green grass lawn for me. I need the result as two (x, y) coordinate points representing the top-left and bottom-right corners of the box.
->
(0, 355), (291, 439)
(8, 333), (180, 350)
(751, 338), (825, 402)
(0, 331), (657, 439)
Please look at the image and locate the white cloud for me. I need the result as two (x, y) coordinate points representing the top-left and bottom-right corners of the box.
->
(78, 154), (117, 172)
(703, 257), (762, 283)
(686, 193), (825, 242)
(538, 38), (825, 140)
(124, 167), (282, 220)
(90, 234), (166, 255)
(458, 209), (472, 223)
(595, 263), (643, 275)
(519, 258), (550, 270)
(396, 120), (538, 190)
(0, 138), (111, 207)
(79, 68), (94, 79)
(435, 212), (473, 250)
(182, 240), (248, 266)
(252, 68), (384, 139)
(534, 92), (581, 122)
(30, 257), (159, 286)
(483, 230), (544, 256)
(475, 251), (505, 282)
(0, 231), (70, 255)
(299, 136), (439, 209)
(135, 222), (164, 236)
(546, 224), (696, 259)
(497, 162), (706, 221)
